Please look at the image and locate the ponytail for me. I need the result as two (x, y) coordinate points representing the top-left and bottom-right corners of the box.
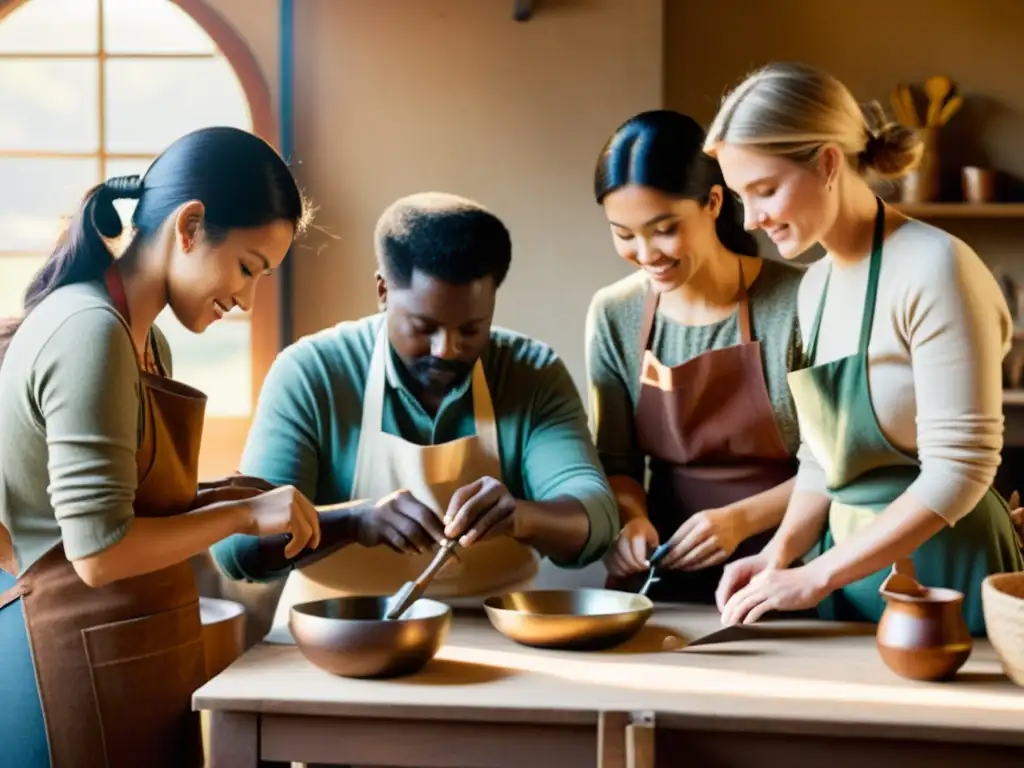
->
(1, 126), (309, 369)
(0, 175), (142, 369)
(716, 191), (759, 257)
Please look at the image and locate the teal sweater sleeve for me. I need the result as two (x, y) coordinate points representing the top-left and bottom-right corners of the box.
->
(209, 342), (323, 582)
(520, 355), (618, 567)
(584, 289), (646, 485)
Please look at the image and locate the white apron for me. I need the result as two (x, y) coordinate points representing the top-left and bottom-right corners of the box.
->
(265, 331), (538, 643)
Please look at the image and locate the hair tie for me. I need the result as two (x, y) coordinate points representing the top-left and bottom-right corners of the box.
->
(103, 174), (144, 200)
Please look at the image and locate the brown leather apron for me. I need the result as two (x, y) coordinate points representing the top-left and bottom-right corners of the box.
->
(0, 267), (209, 768)
(611, 265), (797, 602)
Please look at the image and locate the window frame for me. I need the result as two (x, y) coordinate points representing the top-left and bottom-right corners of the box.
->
(0, 0), (281, 477)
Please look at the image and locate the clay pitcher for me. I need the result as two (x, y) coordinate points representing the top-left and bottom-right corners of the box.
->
(876, 559), (972, 681)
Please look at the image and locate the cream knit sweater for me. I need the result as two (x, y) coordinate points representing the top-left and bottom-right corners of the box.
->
(794, 219), (1012, 524)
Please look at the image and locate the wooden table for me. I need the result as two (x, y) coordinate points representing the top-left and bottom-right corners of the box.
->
(193, 605), (1024, 768)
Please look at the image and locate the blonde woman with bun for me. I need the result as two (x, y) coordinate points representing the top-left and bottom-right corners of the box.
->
(704, 62), (1023, 635)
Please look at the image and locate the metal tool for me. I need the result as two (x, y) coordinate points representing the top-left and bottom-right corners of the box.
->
(680, 624), (753, 649)
(385, 539), (461, 620)
(637, 541), (672, 597)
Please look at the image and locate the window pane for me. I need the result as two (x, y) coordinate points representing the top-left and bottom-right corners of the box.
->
(0, 256), (45, 318)
(103, 0), (216, 54)
(104, 58), (250, 153)
(0, 0), (98, 54)
(0, 158), (100, 251)
(155, 307), (252, 418)
(0, 60), (99, 152)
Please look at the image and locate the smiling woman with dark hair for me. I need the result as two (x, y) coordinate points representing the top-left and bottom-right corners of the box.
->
(211, 191), (618, 644)
(0, 126), (319, 767)
(586, 110), (806, 605)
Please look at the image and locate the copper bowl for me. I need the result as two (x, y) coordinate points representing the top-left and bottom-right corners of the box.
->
(483, 588), (653, 650)
(290, 596), (451, 679)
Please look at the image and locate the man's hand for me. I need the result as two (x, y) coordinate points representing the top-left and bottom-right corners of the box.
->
(356, 490), (447, 554)
(605, 517), (659, 578)
(444, 476), (517, 546)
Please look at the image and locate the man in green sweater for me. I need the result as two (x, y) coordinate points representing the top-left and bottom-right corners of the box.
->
(210, 192), (617, 641)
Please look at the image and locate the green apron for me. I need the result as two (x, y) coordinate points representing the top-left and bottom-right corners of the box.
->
(788, 198), (1023, 636)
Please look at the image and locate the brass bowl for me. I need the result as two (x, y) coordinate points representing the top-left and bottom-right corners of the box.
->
(290, 596), (451, 679)
(483, 588), (653, 650)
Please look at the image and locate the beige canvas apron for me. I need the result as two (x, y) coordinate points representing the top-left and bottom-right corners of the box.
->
(266, 330), (538, 643)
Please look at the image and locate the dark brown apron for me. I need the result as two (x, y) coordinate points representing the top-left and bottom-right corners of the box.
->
(610, 265), (797, 603)
(0, 267), (209, 768)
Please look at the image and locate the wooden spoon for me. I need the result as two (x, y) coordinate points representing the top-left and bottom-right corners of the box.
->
(924, 75), (952, 127)
(898, 84), (919, 128)
(937, 95), (963, 126)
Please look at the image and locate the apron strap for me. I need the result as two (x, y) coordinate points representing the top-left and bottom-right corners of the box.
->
(638, 285), (659, 355)
(736, 260), (752, 345)
(359, 328), (389, 438)
(104, 264), (162, 375)
(469, 360), (500, 460)
(859, 197), (887, 355)
(0, 582), (27, 610)
(804, 272), (829, 366)
(804, 197), (886, 366)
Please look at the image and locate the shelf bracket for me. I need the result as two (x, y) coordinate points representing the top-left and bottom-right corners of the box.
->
(514, 0), (534, 22)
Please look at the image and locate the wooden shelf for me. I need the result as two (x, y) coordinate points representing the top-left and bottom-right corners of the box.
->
(1004, 389), (1024, 406)
(894, 202), (1024, 218)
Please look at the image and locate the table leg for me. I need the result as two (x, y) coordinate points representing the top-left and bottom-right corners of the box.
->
(598, 712), (629, 768)
(208, 711), (260, 768)
(625, 713), (655, 768)
(599, 711), (654, 768)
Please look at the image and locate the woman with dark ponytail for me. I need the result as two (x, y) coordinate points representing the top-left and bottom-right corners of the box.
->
(0, 126), (322, 767)
(586, 110), (805, 605)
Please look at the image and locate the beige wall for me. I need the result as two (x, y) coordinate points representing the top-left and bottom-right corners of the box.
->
(664, 0), (1024, 275)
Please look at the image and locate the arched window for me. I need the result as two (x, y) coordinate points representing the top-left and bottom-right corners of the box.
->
(0, 0), (280, 477)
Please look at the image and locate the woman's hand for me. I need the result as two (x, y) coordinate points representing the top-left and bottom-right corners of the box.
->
(661, 507), (746, 571)
(719, 561), (831, 625)
(715, 553), (773, 611)
(605, 517), (659, 578)
(243, 485), (322, 558)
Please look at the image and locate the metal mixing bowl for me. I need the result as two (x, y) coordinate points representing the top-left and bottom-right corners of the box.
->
(290, 596), (452, 678)
(483, 588), (653, 650)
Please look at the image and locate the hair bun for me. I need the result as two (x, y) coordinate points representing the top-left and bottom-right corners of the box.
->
(103, 174), (144, 200)
(857, 102), (924, 180)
